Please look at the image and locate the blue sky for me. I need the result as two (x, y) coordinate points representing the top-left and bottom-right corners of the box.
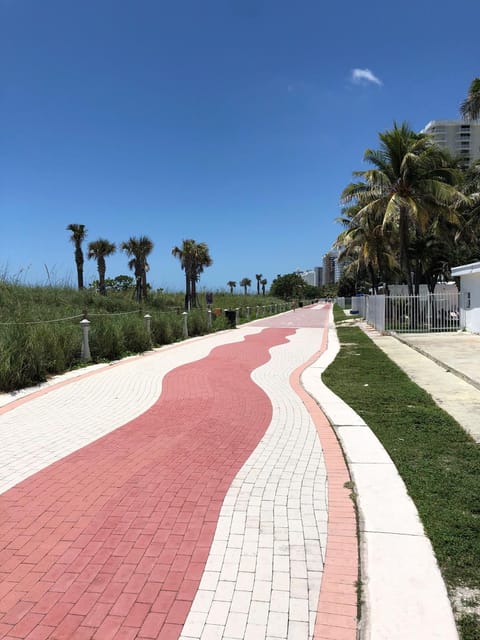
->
(1, 0), (479, 292)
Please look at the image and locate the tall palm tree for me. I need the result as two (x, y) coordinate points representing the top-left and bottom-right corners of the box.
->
(227, 280), (237, 294)
(260, 278), (267, 296)
(87, 239), (116, 295)
(240, 277), (251, 295)
(341, 123), (465, 294)
(461, 78), (480, 121)
(172, 239), (213, 310)
(191, 242), (213, 306)
(255, 273), (262, 295)
(121, 235), (154, 302)
(66, 224), (87, 290)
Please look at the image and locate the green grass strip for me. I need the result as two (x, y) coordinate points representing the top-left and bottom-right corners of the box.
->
(322, 322), (480, 639)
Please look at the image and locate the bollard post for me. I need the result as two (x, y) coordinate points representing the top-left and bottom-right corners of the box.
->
(144, 314), (152, 334)
(263, 305), (266, 316)
(246, 306), (250, 320)
(182, 311), (188, 338)
(80, 318), (91, 362)
(256, 305), (259, 318)
(207, 309), (212, 329)
(235, 308), (240, 325)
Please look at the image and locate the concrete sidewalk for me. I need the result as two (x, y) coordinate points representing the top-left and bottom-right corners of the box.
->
(359, 326), (480, 443)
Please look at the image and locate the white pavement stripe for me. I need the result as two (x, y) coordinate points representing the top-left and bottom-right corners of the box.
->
(180, 327), (327, 640)
(0, 328), (262, 495)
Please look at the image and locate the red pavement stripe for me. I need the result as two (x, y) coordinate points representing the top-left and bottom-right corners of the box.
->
(0, 328), (294, 640)
(289, 319), (359, 640)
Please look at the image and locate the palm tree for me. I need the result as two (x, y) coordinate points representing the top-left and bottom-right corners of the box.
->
(255, 273), (262, 295)
(240, 277), (251, 295)
(87, 239), (116, 295)
(341, 123), (465, 294)
(260, 278), (267, 296)
(227, 280), (237, 294)
(336, 203), (398, 294)
(191, 242), (213, 306)
(66, 224), (87, 290)
(121, 235), (154, 302)
(172, 239), (213, 310)
(461, 78), (480, 121)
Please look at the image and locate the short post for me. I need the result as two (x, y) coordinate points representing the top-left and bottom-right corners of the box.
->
(246, 306), (250, 320)
(256, 305), (259, 318)
(207, 309), (212, 329)
(182, 311), (188, 338)
(263, 305), (266, 316)
(80, 318), (91, 362)
(144, 313), (152, 334)
(235, 307), (240, 325)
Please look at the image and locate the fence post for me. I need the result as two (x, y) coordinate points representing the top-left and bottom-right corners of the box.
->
(182, 311), (188, 338)
(80, 318), (91, 362)
(144, 314), (152, 334)
(207, 309), (212, 329)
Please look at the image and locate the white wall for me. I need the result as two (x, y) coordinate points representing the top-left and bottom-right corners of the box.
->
(461, 273), (480, 333)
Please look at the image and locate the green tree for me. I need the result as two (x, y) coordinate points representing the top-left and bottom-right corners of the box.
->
(87, 238), (116, 295)
(172, 239), (213, 309)
(460, 78), (480, 121)
(239, 277), (251, 295)
(66, 224), (87, 290)
(227, 280), (237, 294)
(336, 204), (397, 294)
(341, 123), (465, 294)
(260, 278), (267, 296)
(255, 273), (262, 295)
(121, 235), (154, 302)
(270, 273), (305, 300)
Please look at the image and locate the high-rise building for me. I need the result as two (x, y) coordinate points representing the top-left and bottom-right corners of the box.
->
(421, 120), (480, 166)
(322, 251), (337, 285)
(297, 267), (322, 287)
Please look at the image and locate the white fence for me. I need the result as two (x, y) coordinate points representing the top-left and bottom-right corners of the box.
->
(342, 293), (464, 333)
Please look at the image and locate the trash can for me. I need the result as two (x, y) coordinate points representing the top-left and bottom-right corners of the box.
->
(224, 309), (236, 328)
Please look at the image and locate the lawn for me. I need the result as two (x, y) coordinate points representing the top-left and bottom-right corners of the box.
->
(323, 309), (480, 639)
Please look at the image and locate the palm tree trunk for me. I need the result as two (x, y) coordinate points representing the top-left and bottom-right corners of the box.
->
(98, 257), (106, 295)
(75, 247), (84, 290)
(184, 272), (191, 310)
(399, 207), (413, 295)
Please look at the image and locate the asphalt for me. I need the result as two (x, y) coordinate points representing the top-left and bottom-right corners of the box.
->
(0, 304), (473, 640)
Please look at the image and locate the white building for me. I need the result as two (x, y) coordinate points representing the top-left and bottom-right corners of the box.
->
(297, 267), (322, 287)
(451, 261), (480, 333)
(421, 119), (480, 166)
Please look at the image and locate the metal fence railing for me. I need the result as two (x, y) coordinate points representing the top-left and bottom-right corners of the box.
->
(339, 293), (463, 333)
(385, 293), (461, 333)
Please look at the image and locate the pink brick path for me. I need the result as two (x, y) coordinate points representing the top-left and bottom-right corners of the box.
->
(0, 329), (294, 640)
(0, 305), (361, 640)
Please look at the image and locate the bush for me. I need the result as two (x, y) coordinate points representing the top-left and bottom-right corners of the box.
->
(89, 318), (126, 360)
(120, 316), (152, 353)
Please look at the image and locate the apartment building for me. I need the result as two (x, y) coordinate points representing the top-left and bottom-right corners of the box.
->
(421, 119), (480, 166)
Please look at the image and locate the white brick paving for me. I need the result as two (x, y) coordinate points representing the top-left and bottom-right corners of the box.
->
(180, 327), (327, 640)
(0, 328), (262, 495)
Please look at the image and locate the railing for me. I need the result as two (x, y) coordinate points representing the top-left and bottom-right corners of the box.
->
(350, 292), (463, 333)
(385, 293), (461, 333)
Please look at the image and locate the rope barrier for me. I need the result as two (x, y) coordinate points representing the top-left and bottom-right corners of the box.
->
(0, 314), (83, 326)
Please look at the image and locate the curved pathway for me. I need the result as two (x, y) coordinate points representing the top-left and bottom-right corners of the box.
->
(0, 304), (359, 640)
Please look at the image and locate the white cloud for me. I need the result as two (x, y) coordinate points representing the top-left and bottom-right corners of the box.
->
(351, 68), (382, 86)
